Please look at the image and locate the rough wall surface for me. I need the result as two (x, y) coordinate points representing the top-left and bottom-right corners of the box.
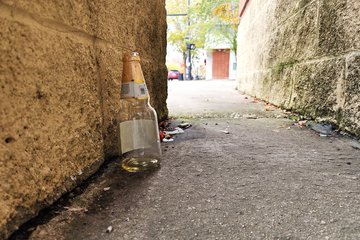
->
(237, 0), (360, 135)
(0, 0), (167, 238)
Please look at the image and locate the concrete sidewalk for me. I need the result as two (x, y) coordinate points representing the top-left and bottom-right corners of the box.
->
(167, 80), (280, 118)
(11, 80), (360, 239)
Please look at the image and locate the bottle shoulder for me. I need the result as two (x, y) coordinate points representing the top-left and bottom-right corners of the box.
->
(119, 99), (157, 121)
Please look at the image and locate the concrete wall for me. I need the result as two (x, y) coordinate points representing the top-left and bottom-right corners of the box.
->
(0, 0), (167, 238)
(206, 50), (213, 80)
(229, 51), (237, 80)
(237, 0), (360, 135)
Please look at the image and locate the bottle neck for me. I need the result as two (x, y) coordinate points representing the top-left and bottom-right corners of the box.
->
(125, 98), (149, 107)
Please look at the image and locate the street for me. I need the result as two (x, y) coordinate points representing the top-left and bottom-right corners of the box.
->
(11, 80), (360, 240)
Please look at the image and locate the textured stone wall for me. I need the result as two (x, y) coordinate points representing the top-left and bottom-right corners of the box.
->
(237, 0), (360, 135)
(0, 0), (167, 238)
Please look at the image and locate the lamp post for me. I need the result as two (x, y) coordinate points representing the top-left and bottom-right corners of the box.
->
(186, 0), (193, 80)
(187, 43), (195, 80)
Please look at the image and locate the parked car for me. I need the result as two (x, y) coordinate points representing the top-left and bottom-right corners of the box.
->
(167, 70), (180, 80)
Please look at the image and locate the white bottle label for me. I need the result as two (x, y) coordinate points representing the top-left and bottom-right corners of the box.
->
(120, 119), (158, 154)
(121, 82), (148, 99)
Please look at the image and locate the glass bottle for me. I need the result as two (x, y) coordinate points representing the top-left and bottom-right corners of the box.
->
(119, 52), (161, 172)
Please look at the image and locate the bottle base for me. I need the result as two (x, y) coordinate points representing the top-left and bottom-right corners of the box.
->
(121, 157), (160, 172)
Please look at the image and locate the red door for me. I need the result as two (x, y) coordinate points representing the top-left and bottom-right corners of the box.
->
(212, 49), (230, 79)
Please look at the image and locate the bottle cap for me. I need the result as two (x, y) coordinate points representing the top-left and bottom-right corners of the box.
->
(123, 52), (141, 62)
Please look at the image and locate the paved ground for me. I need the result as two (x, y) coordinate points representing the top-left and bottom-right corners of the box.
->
(11, 80), (360, 240)
(167, 80), (280, 118)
